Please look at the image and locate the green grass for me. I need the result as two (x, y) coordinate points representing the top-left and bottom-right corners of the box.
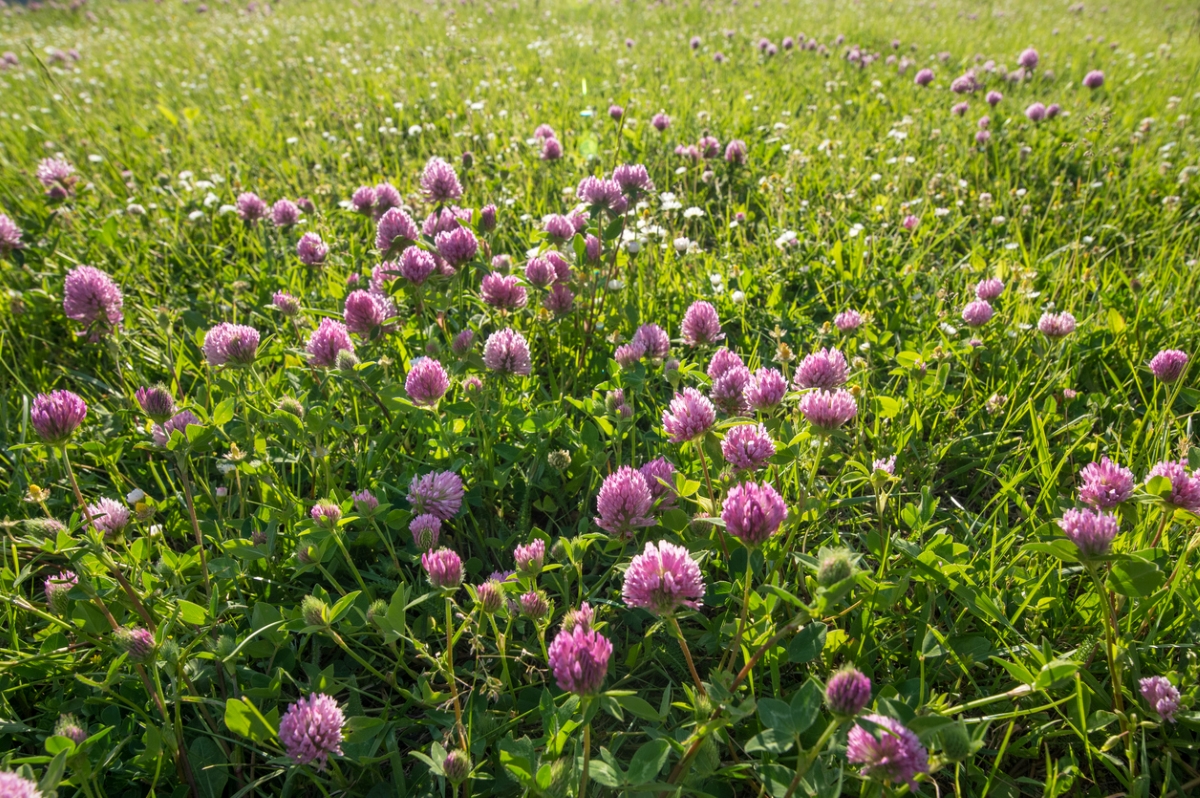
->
(1, 0), (1200, 796)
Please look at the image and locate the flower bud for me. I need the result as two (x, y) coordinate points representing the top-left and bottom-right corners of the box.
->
(939, 720), (973, 762)
(476, 580), (503, 614)
(817, 547), (855, 587)
(443, 750), (471, 784)
(301, 595), (329, 627)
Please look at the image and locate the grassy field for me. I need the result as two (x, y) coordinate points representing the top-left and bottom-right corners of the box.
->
(2, 0), (1200, 795)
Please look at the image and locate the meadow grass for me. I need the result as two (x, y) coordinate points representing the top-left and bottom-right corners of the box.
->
(1, 0), (1200, 796)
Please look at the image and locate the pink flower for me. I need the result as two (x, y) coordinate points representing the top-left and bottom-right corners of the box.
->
(271, 199), (300, 227)
(681, 301), (723, 346)
(202, 323), (260, 366)
(975, 278), (1004, 301)
(707, 348), (745, 381)
(662, 388), (716, 442)
(524, 256), (556, 288)
(63, 265), (123, 339)
(846, 715), (928, 789)
(721, 481), (787, 546)
(825, 668), (872, 716)
(1058, 508), (1119, 559)
(799, 389), (857, 431)
(744, 368), (787, 411)
(961, 300), (994, 327)
(305, 318), (355, 367)
(405, 358), (449, 406)
(483, 329), (532, 376)
(712, 366), (752, 415)
(547, 625), (611, 695)
(1083, 70), (1104, 89)
(408, 471), (464, 520)
(544, 284), (575, 315)
(622, 540), (705, 615)
(722, 424), (775, 470)
(1147, 460), (1200, 513)
(297, 232), (329, 266)
(514, 539), (546, 574)
(1038, 312), (1076, 338)
(1149, 350), (1188, 383)
(235, 192), (268, 222)
(639, 457), (677, 508)
(594, 466), (655, 539)
(435, 226), (478, 267)
(410, 513), (441, 550)
(422, 547), (464, 589)
(87, 497), (130, 536)
(835, 310), (863, 331)
(795, 348), (848, 390)
(1140, 677), (1180, 723)
(343, 290), (395, 339)
(31, 390), (87, 445)
(420, 157), (463, 203)
(375, 208), (419, 253)
(152, 410), (201, 447)
(632, 324), (670, 360)
(397, 246), (438, 285)
(481, 273), (528, 310)
(279, 694), (344, 770)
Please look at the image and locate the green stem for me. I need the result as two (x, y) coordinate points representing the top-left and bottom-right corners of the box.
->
(487, 613), (516, 702)
(329, 629), (390, 683)
(668, 615), (706, 697)
(174, 456), (212, 598)
(580, 721), (592, 798)
(445, 598), (467, 749)
(1086, 563), (1133, 777)
(725, 552), (754, 673)
(783, 718), (843, 798)
(330, 527), (370, 596)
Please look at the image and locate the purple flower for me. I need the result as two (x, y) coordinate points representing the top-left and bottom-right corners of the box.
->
(408, 471), (464, 520)
(435, 226), (478, 267)
(1147, 460), (1200, 513)
(690, 37), (701, 50)
(962, 300), (994, 327)
(1149, 349), (1188, 383)
(31, 390), (87, 445)
(410, 513), (441, 550)
(795, 348), (848, 390)
(724, 139), (748, 165)
(443, 750), (471, 785)
(373, 183), (402, 216)
(476, 580), (503, 613)
(986, 90), (1003, 106)
(480, 204), (497, 232)
(272, 291), (301, 317)
(914, 68), (934, 86)
(576, 176), (628, 215)
(595, 466), (655, 539)
(799, 389), (858, 431)
(873, 456), (897, 475)
(1026, 102), (1047, 122)
(352, 490), (378, 515)
(561, 602), (594, 633)
(541, 137), (563, 160)
(483, 329), (532, 376)
(294, 232), (329, 267)
(826, 668), (872, 716)
(1083, 69), (1105, 89)
(534, 124), (556, 140)
(902, 214), (920, 230)
(953, 101), (970, 116)
(613, 163), (655, 196)
(722, 424), (775, 470)
(951, 74), (977, 93)
(514, 538), (545, 575)
(663, 388), (716, 442)
(306, 318), (355, 367)
(1140, 676), (1180, 723)
(55, 714), (87, 746)
(279, 694), (345, 770)
(115, 627), (156, 663)
(310, 501), (342, 527)
(623, 540), (705, 615)
(87, 497), (130, 536)
(203, 323), (260, 367)
(615, 342), (645, 368)
(388, 247), (432, 286)
(1058, 508), (1119, 559)
(406, 358), (449, 406)
(1038, 311), (1076, 338)
(652, 113), (671, 131)
(975, 278), (1004, 301)
(236, 192), (269, 222)
(543, 214), (575, 243)
(420, 157), (463, 203)
(134, 386), (173, 424)
(375, 207), (419, 254)
(608, 104), (624, 121)
(975, 129), (992, 145)
(271, 199), (301, 227)
(544, 284), (575, 315)
(63, 265), (123, 339)
(1017, 47), (1039, 69)
(584, 234), (601, 262)
(481, 273), (528, 310)
(422, 547), (463, 590)
(712, 366), (752, 415)
(1046, 103), (1061, 118)
(713, 51), (726, 63)
(705, 349), (742, 382)
(0, 213), (23, 252)
(847, 714), (929, 789)
(43, 568), (76, 612)
(639, 457), (677, 508)
(519, 590), (549, 619)
(722, 481), (788, 546)
(423, 207), (472, 236)
(547, 625), (612, 695)
(681, 301), (723, 346)
(835, 310), (863, 332)
(698, 136), (721, 158)
(451, 329), (475, 356)
(744, 368), (787, 411)
(351, 186), (376, 214)
(152, 410), (201, 447)
(632, 324), (670, 360)
(37, 157), (76, 199)
(343, 290), (395, 339)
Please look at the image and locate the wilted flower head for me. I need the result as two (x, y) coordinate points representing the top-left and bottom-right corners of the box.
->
(961, 300), (994, 327)
(483, 328), (532, 376)
(203, 323), (260, 367)
(87, 497), (130, 537)
(63, 265), (123, 339)
(421, 157), (463, 203)
(375, 208), (419, 253)
(306, 318), (355, 367)
(1147, 460), (1200, 513)
(722, 424), (776, 470)
(548, 625), (612, 695)
(795, 348), (848, 390)
(408, 471), (464, 520)
(595, 466), (655, 539)
(405, 358), (449, 406)
(152, 410), (201, 448)
(115, 626), (156, 663)
(1140, 676), (1180, 723)
(1038, 312), (1076, 338)
(481, 273), (528, 310)
(422, 547), (464, 589)
(1083, 69), (1105, 89)
(722, 481), (788, 546)
(681, 301), (723, 346)
(847, 714), (929, 789)
(1058, 508), (1119, 559)
(343, 290), (395, 339)
(1149, 349), (1188, 383)
(279, 694), (344, 770)
(514, 539), (546, 574)
(623, 540), (705, 615)
(744, 368), (787, 411)
(410, 513), (441, 550)
(235, 192), (268, 222)
(639, 457), (677, 508)
(31, 390), (87, 446)
(799, 389), (858, 431)
(826, 668), (872, 716)
(662, 388), (716, 442)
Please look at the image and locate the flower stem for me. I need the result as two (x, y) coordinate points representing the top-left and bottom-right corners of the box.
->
(487, 613), (516, 703)
(330, 527), (370, 596)
(445, 598), (468, 749)
(668, 615), (706, 696)
(1086, 563), (1134, 776)
(580, 721), (592, 798)
(694, 442), (730, 563)
(783, 718), (843, 798)
(1150, 508), (1172, 550)
(725, 553), (754, 673)
(174, 457), (212, 598)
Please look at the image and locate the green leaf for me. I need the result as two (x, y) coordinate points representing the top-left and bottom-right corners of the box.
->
(328, 590), (362, 624)
(211, 397), (235, 427)
(614, 694), (661, 722)
(39, 748), (68, 793)
(588, 760), (624, 788)
(790, 680), (822, 734)
(1021, 540), (1079, 562)
(744, 728), (796, 754)
(224, 697), (277, 744)
(44, 735), (76, 756)
(1108, 558), (1164, 597)
(758, 698), (795, 733)
(787, 622), (826, 663)
(1035, 659), (1079, 690)
(626, 739), (671, 785)
(177, 600), (208, 625)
